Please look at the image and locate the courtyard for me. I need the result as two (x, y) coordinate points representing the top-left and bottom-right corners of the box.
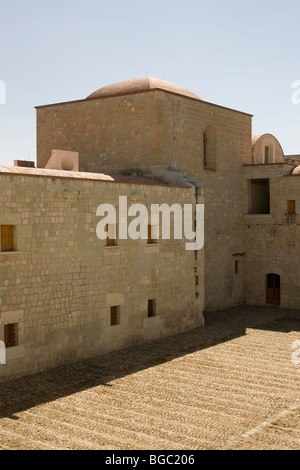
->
(0, 305), (299, 450)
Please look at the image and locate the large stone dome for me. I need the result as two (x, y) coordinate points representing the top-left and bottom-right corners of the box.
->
(86, 77), (201, 101)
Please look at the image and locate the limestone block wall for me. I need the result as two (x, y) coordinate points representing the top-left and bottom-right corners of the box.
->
(36, 90), (252, 175)
(135, 91), (251, 311)
(156, 91), (252, 175)
(36, 90), (253, 312)
(244, 223), (300, 308)
(243, 164), (296, 219)
(0, 170), (204, 382)
(154, 92), (252, 311)
(36, 92), (161, 173)
(243, 171), (300, 308)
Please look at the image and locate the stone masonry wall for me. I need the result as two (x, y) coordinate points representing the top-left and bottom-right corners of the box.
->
(36, 90), (252, 312)
(0, 171), (204, 382)
(243, 167), (300, 308)
(156, 92), (252, 311)
(36, 92), (161, 173)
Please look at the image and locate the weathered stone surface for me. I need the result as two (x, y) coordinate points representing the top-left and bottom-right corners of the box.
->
(0, 170), (204, 382)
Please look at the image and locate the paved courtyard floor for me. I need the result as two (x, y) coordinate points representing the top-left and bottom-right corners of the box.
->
(0, 305), (299, 450)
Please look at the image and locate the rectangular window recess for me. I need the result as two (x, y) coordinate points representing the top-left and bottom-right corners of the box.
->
(148, 299), (157, 318)
(4, 323), (18, 348)
(1, 225), (14, 252)
(110, 306), (121, 325)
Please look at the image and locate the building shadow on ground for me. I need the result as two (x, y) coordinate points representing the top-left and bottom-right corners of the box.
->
(0, 305), (299, 419)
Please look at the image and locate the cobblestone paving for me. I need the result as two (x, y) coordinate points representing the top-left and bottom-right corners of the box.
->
(0, 306), (299, 450)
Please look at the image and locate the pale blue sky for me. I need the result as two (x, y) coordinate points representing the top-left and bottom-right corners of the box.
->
(1, 0), (300, 166)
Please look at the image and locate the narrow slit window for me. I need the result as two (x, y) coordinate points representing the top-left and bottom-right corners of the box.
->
(235, 260), (239, 274)
(264, 146), (269, 164)
(203, 133), (208, 168)
(1, 225), (14, 252)
(148, 299), (157, 318)
(4, 323), (18, 348)
(110, 306), (121, 326)
(203, 126), (217, 170)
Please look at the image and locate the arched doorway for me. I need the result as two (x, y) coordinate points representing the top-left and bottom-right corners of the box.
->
(266, 274), (281, 306)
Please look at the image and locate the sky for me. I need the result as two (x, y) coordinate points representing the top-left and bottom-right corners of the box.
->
(0, 0), (300, 166)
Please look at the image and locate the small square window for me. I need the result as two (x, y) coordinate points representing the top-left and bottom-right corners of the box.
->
(1, 225), (14, 252)
(287, 200), (296, 214)
(147, 223), (159, 245)
(106, 224), (117, 247)
(110, 306), (121, 326)
(4, 323), (18, 348)
(147, 224), (157, 245)
(148, 299), (157, 318)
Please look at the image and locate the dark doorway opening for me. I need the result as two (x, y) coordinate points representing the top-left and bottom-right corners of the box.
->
(266, 274), (281, 306)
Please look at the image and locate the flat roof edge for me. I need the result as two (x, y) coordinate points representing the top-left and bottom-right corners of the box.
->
(0, 166), (190, 188)
(35, 89), (253, 117)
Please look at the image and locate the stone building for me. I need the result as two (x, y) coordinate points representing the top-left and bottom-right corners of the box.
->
(0, 76), (299, 382)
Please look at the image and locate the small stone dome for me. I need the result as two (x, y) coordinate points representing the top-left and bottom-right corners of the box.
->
(87, 77), (201, 101)
(292, 165), (300, 175)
